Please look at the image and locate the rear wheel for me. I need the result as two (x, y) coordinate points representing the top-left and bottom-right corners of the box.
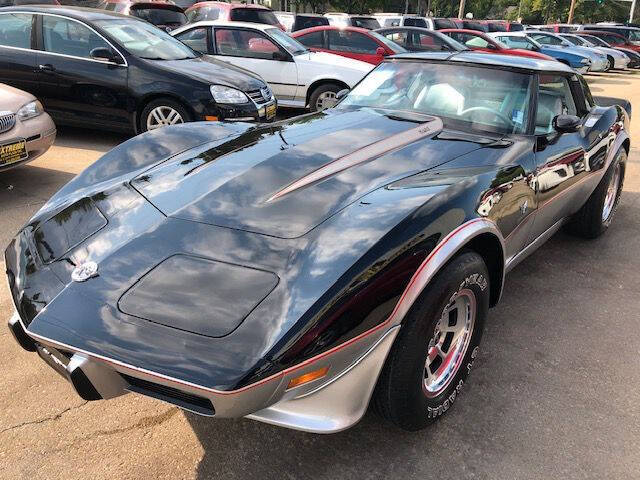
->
(140, 98), (191, 133)
(373, 251), (489, 431)
(308, 83), (342, 112)
(566, 149), (625, 239)
(607, 56), (615, 71)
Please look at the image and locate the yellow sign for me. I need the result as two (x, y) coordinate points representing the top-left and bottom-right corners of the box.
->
(0, 139), (27, 166)
(266, 103), (276, 119)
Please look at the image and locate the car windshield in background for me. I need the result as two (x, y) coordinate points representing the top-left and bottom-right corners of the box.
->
(266, 27), (308, 54)
(337, 62), (533, 135)
(131, 7), (187, 27)
(582, 35), (609, 47)
(186, 6), (219, 21)
(95, 18), (197, 59)
(496, 35), (540, 51)
(351, 16), (380, 29)
(370, 30), (407, 53)
(230, 8), (280, 26)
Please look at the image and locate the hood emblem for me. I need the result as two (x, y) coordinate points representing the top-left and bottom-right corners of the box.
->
(71, 261), (99, 282)
(261, 87), (271, 101)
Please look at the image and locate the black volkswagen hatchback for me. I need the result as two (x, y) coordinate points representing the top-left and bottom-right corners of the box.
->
(0, 6), (277, 132)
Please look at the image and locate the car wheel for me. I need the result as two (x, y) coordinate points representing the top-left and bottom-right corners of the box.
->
(373, 251), (489, 431)
(308, 83), (342, 112)
(607, 56), (615, 71)
(566, 149), (625, 239)
(140, 98), (191, 132)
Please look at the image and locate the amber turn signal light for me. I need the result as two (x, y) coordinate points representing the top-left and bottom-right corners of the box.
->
(204, 115), (218, 121)
(286, 366), (329, 390)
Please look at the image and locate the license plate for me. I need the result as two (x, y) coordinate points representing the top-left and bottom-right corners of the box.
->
(266, 103), (276, 119)
(0, 139), (27, 166)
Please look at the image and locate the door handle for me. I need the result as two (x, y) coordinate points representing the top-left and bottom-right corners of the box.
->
(38, 64), (55, 73)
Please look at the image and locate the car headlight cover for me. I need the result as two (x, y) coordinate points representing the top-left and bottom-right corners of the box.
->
(17, 100), (43, 121)
(210, 85), (249, 104)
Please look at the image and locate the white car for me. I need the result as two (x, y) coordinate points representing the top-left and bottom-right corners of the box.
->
(373, 13), (430, 28)
(560, 33), (630, 69)
(172, 21), (374, 110)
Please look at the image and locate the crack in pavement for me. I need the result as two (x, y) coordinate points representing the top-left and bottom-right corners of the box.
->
(0, 401), (89, 434)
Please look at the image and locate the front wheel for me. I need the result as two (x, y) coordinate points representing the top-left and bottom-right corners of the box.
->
(373, 251), (490, 431)
(308, 83), (342, 112)
(140, 98), (191, 133)
(566, 149), (625, 239)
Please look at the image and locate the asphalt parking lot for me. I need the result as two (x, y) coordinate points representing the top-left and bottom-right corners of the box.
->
(1, 72), (640, 480)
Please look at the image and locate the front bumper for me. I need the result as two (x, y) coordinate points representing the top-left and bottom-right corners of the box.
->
(615, 56), (630, 69)
(8, 308), (397, 432)
(0, 113), (56, 171)
(588, 57), (609, 72)
(204, 98), (277, 123)
(575, 65), (590, 74)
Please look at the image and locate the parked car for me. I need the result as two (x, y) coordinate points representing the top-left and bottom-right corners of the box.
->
(185, 2), (284, 30)
(172, 21), (373, 110)
(533, 24), (579, 33)
(440, 29), (553, 60)
(96, 0), (187, 32)
(6, 52), (630, 434)
(580, 24), (640, 45)
(560, 33), (630, 70)
(484, 20), (525, 32)
(324, 13), (380, 29)
(373, 13), (428, 28)
(375, 26), (468, 52)
(292, 25), (406, 65)
(527, 31), (609, 72)
(0, 83), (55, 171)
(0, 0), (59, 5)
(489, 32), (592, 73)
(575, 32), (640, 68)
(576, 30), (640, 54)
(274, 11), (329, 32)
(0, 7), (277, 132)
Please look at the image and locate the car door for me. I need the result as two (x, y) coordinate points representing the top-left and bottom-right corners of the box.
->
(35, 14), (130, 130)
(529, 73), (605, 242)
(211, 26), (298, 102)
(408, 31), (455, 52)
(0, 12), (40, 94)
(326, 29), (383, 64)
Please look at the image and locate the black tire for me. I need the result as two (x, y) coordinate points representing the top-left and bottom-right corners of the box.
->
(140, 98), (191, 133)
(607, 56), (615, 71)
(308, 83), (342, 112)
(373, 251), (490, 431)
(566, 149), (625, 239)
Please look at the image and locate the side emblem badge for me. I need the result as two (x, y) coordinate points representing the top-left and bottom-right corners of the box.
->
(71, 261), (99, 282)
(520, 200), (528, 215)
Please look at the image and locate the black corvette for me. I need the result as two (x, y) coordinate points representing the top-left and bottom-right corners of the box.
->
(0, 6), (276, 132)
(6, 53), (630, 433)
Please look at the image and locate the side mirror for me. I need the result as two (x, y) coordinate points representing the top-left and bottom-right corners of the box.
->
(336, 88), (349, 100)
(272, 51), (290, 61)
(553, 114), (581, 133)
(375, 46), (386, 56)
(90, 47), (117, 63)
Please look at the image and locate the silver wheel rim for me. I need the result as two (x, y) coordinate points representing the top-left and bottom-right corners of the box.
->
(424, 289), (476, 398)
(602, 163), (621, 222)
(316, 91), (337, 110)
(146, 106), (184, 131)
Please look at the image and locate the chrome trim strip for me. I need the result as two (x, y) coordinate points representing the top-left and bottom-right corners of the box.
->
(267, 117), (444, 202)
(0, 11), (128, 67)
(505, 217), (566, 273)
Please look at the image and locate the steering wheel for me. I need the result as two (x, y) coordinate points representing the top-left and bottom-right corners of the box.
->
(459, 106), (514, 127)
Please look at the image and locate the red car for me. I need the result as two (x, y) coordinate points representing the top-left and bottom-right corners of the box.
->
(292, 25), (406, 65)
(97, 0), (187, 31)
(185, 2), (284, 30)
(576, 30), (640, 53)
(440, 29), (554, 60)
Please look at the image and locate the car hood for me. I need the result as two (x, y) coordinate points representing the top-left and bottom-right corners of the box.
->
(148, 55), (267, 90)
(131, 108), (490, 238)
(545, 44), (603, 59)
(0, 83), (35, 111)
(297, 51), (374, 73)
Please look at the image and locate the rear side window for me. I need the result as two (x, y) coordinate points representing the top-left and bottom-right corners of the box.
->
(328, 30), (378, 54)
(0, 13), (32, 49)
(404, 17), (426, 27)
(433, 18), (454, 29)
(230, 8), (279, 26)
(131, 7), (187, 27)
(296, 30), (324, 48)
(42, 16), (110, 59)
(509, 23), (524, 31)
(174, 26), (209, 53)
(293, 15), (328, 31)
(350, 16), (380, 29)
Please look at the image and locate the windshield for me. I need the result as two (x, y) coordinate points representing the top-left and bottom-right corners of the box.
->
(95, 18), (197, 60)
(351, 16), (380, 29)
(497, 35), (540, 50)
(531, 33), (567, 46)
(582, 35), (609, 47)
(562, 35), (583, 46)
(186, 6), (219, 22)
(230, 8), (280, 26)
(130, 7), (187, 27)
(266, 27), (308, 54)
(369, 30), (407, 53)
(337, 62), (532, 135)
